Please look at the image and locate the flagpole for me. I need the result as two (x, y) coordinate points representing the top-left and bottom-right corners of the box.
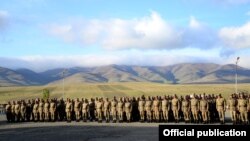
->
(235, 57), (240, 94)
(62, 69), (67, 99)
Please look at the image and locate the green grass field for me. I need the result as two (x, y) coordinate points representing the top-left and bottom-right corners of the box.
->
(0, 82), (249, 104)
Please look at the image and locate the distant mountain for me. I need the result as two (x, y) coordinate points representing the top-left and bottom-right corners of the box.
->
(0, 67), (39, 86)
(1, 63), (250, 86)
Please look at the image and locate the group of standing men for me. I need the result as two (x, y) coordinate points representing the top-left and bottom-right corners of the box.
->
(4, 92), (250, 124)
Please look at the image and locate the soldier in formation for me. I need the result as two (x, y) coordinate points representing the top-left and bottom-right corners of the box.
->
(4, 92), (250, 124)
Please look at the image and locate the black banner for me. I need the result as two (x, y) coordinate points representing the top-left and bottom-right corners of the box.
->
(159, 125), (250, 141)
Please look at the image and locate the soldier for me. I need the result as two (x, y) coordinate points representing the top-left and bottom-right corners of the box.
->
(82, 99), (89, 122)
(227, 94), (238, 124)
(125, 98), (132, 122)
(145, 96), (153, 122)
(65, 99), (73, 122)
(161, 96), (170, 122)
(248, 95), (250, 123)
(117, 97), (124, 122)
(74, 98), (81, 122)
(216, 94), (226, 124)
(20, 100), (26, 122)
(171, 95), (180, 123)
(26, 100), (32, 121)
(33, 100), (39, 121)
(153, 97), (161, 122)
(44, 99), (50, 121)
(57, 98), (65, 121)
(14, 101), (21, 122)
(89, 98), (95, 121)
(5, 101), (12, 122)
(95, 97), (99, 121)
(103, 98), (111, 122)
(11, 101), (16, 122)
(200, 95), (209, 124)
(191, 94), (200, 123)
(50, 99), (56, 121)
(182, 95), (191, 123)
(138, 97), (146, 122)
(197, 94), (202, 122)
(207, 95), (212, 123)
(38, 99), (44, 121)
(131, 97), (139, 122)
(238, 93), (249, 124)
(210, 94), (217, 122)
(111, 97), (118, 123)
(179, 96), (184, 121)
(96, 98), (103, 123)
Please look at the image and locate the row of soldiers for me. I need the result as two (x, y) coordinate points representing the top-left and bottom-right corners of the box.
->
(4, 93), (250, 124)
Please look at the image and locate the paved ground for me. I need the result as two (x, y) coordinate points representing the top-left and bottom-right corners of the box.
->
(0, 114), (159, 141)
(0, 113), (232, 141)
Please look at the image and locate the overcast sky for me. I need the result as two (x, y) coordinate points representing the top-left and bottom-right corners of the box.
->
(0, 0), (250, 72)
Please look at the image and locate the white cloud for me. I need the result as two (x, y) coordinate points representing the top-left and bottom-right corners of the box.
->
(183, 16), (218, 49)
(45, 12), (183, 49)
(48, 24), (74, 42)
(0, 10), (9, 31)
(189, 16), (202, 29)
(1, 48), (250, 72)
(103, 11), (183, 49)
(44, 12), (218, 50)
(219, 22), (250, 48)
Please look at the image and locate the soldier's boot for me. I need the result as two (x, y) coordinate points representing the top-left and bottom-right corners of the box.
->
(220, 120), (223, 124)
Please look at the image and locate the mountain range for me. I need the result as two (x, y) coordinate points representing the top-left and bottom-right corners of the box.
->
(1, 63), (250, 86)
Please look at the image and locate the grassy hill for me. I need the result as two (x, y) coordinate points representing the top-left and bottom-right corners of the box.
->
(0, 82), (249, 104)
(1, 63), (250, 86)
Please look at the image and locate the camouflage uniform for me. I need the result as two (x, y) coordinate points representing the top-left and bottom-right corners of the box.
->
(124, 98), (132, 122)
(227, 95), (237, 124)
(171, 95), (180, 122)
(191, 95), (200, 123)
(182, 96), (190, 123)
(238, 94), (249, 124)
(111, 97), (118, 122)
(65, 99), (73, 122)
(14, 101), (21, 122)
(103, 98), (111, 122)
(117, 98), (124, 122)
(33, 101), (39, 121)
(200, 96), (209, 123)
(74, 98), (81, 122)
(20, 101), (26, 121)
(44, 100), (50, 121)
(5, 102), (12, 122)
(161, 96), (170, 122)
(138, 98), (146, 122)
(38, 100), (44, 121)
(96, 99), (103, 122)
(81, 99), (89, 122)
(11, 101), (16, 122)
(216, 94), (226, 124)
(50, 99), (56, 121)
(145, 97), (153, 122)
(153, 97), (160, 122)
